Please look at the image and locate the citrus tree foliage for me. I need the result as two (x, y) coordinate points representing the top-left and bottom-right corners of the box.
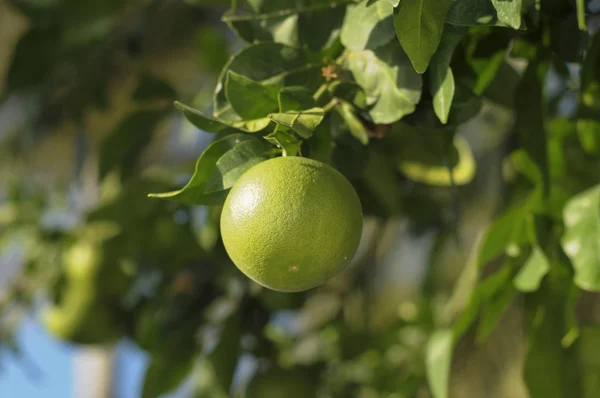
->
(1, 0), (600, 397)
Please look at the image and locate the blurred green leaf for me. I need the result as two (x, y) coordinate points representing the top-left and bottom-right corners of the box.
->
(142, 352), (196, 398)
(387, 0), (400, 6)
(175, 102), (270, 133)
(344, 41), (422, 124)
(514, 247), (550, 292)
(580, 326), (600, 398)
(453, 262), (514, 340)
(516, 59), (550, 195)
(336, 101), (369, 145)
(561, 184), (600, 292)
(524, 281), (582, 398)
(477, 202), (530, 268)
(476, 283), (517, 342)
(445, 0), (501, 26)
(491, 0), (521, 29)
(206, 313), (242, 394)
(426, 329), (453, 398)
(99, 110), (167, 180)
(396, 132), (476, 186)
(149, 134), (269, 205)
(268, 107), (325, 139)
(7, 27), (61, 92)
(195, 26), (231, 75)
(134, 74), (177, 102)
(577, 119), (600, 154)
(225, 71), (279, 119)
(340, 0), (395, 51)
(428, 26), (465, 124)
(393, 0), (454, 73)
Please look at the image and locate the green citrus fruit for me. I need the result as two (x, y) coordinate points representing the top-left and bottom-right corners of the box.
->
(220, 156), (363, 292)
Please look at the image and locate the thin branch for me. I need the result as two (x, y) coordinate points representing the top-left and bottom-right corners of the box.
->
(222, 0), (357, 22)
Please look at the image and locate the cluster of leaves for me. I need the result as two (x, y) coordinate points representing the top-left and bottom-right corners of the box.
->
(2, 0), (600, 397)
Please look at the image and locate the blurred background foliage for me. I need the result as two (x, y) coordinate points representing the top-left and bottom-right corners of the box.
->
(1, 0), (600, 398)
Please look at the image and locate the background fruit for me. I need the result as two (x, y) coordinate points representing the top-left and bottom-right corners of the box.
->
(220, 156), (363, 292)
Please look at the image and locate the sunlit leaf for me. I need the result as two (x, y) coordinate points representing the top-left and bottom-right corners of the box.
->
(340, 0), (395, 51)
(175, 102), (270, 133)
(428, 25), (464, 124)
(491, 0), (522, 29)
(426, 329), (453, 398)
(264, 128), (301, 156)
(336, 101), (369, 145)
(561, 184), (600, 292)
(268, 107), (325, 139)
(397, 135), (476, 186)
(514, 247), (550, 292)
(344, 41), (422, 124)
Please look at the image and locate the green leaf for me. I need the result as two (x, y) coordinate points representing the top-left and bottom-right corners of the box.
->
(142, 352), (195, 398)
(213, 42), (321, 120)
(428, 25), (464, 124)
(579, 30), (600, 119)
(387, 0), (400, 6)
(264, 129), (301, 156)
(225, 71), (279, 120)
(445, 0), (500, 27)
(297, 5), (346, 52)
(426, 329), (453, 398)
(133, 73), (177, 102)
(7, 26), (61, 92)
(491, 0), (522, 29)
(514, 247), (550, 292)
(99, 110), (167, 180)
(515, 59), (550, 196)
(336, 101), (369, 145)
(207, 139), (273, 192)
(206, 313), (242, 394)
(268, 107), (325, 139)
(562, 184), (600, 292)
(175, 102), (270, 133)
(476, 283), (517, 343)
(340, 0), (395, 51)
(524, 282), (582, 398)
(453, 263), (514, 340)
(477, 201), (531, 268)
(344, 41), (422, 124)
(278, 86), (316, 112)
(446, 81), (482, 125)
(393, 0), (454, 73)
(577, 119), (600, 154)
(148, 134), (268, 205)
(305, 120), (333, 164)
(580, 326), (600, 398)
